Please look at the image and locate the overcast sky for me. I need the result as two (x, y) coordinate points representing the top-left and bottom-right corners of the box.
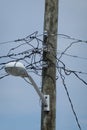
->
(0, 0), (87, 130)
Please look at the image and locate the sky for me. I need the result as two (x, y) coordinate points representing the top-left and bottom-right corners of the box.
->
(0, 0), (87, 130)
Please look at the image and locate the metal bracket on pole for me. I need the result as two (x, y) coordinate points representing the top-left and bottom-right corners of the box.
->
(43, 95), (50, 112)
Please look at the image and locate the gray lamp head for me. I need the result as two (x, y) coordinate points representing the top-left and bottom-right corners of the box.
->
(5, 62), (28, 77)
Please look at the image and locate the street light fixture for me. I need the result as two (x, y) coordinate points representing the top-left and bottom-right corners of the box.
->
(4, 61), (50, 111)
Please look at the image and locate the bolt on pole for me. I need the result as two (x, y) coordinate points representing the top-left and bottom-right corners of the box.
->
(41, 0), (59, 130)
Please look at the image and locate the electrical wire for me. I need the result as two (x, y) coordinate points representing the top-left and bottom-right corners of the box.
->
(59, 70), (82, 130)
(0, 32), (86, 130)
(58, 51), (87, 61)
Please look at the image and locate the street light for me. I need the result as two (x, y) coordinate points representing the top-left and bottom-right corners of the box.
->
(4, 61), (50, 111)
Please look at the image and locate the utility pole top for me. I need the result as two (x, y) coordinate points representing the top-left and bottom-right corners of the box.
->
(41, 0), (58, 130)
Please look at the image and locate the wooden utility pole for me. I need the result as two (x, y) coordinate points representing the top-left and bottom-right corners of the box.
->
(41, 0), (58, 130)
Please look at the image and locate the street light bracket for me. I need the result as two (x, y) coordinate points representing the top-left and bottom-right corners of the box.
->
(44, 95), (50, 111)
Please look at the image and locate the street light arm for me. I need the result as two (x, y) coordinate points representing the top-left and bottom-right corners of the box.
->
(26, 74), (47, 105)
(4, 61), (50, 111)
